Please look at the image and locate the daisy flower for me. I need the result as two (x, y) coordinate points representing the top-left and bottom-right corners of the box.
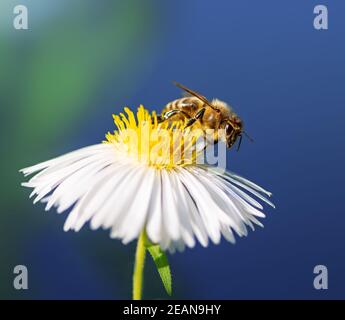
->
(20, 105), (274, 299)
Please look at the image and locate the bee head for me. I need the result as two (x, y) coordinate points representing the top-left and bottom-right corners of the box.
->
(223, 118), (253, 151)
(223, 120), (242, 149)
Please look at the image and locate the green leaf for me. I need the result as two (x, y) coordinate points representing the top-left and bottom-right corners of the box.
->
(145, 240), (172, 296)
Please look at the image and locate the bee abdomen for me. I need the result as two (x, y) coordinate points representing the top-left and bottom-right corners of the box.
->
(163, 97), (199, 114)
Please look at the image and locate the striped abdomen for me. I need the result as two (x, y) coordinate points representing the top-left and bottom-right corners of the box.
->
(162, 97), (204, 120)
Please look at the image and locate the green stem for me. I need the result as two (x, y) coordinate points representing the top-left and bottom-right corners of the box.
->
(132, 230), (146, 300)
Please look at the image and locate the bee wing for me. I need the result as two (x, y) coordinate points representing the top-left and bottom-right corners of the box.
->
(173, 81), (219, 112)
(181, 91), (193, 98)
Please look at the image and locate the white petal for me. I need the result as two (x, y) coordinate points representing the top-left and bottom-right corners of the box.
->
(90, 164), (141, 231)
(168, 170), (195, 248)
(63, 162), (129, 231)
(21, 141), (274, 251)
(191, 167), (248, 237)
(119, 167), (155, 244)
(146, 171), (163, 244)
(20, 144), (111, 176)
(46, 154), (115, 212)
(177, 168), (222, 244)
(161, 170), (181, 243)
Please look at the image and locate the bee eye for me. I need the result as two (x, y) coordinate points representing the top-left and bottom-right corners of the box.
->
(225, 123), (233, 135)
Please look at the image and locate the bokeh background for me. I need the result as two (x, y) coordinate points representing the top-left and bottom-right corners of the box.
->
(1, 0), (344, 299)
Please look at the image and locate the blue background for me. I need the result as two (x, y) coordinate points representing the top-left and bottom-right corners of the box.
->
(0, 0), (344, 299)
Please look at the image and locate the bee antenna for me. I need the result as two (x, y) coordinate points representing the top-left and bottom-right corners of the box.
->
(243, 131), (254, 143)
(237, 134), (243, 151)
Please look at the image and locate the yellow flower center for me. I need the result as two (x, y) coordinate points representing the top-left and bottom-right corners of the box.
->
(104, 105), (204, 169)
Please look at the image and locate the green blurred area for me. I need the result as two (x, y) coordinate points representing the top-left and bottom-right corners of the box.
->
(0, 0), (162, 298)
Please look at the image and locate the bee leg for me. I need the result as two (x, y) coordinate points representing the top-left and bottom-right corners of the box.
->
(155, 114), (164, 123)
(185, 107), (206, 128)
(157, 109), (191, 123)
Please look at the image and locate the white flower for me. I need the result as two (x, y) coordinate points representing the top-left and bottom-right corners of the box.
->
(20, 106), (274, 252)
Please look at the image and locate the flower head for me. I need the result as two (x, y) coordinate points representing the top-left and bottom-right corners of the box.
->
(20, 106), (274, 252)
(104, 105), (204, 169)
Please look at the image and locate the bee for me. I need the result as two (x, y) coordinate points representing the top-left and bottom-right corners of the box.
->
(157, 82), (252, 150)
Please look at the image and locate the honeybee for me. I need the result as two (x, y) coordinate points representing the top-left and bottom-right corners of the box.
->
(157, 82), (252, 150)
